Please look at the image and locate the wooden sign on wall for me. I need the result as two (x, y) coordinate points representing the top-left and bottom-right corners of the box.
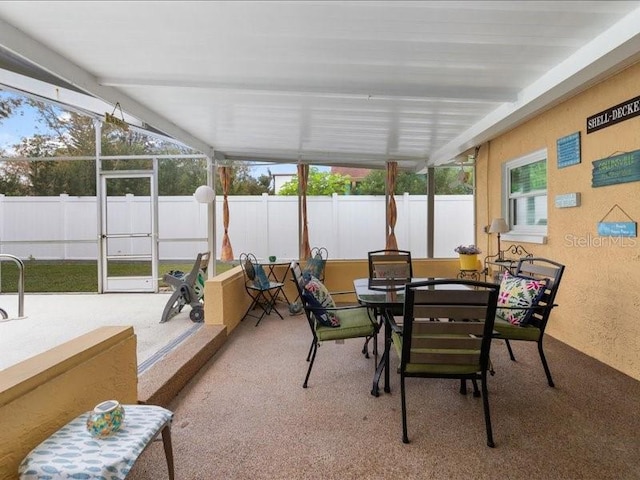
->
(592, 150), (640, 188)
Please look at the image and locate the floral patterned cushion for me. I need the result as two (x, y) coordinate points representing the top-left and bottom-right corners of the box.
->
(302, 276), (340, 327)
(496, 271), (547, 326)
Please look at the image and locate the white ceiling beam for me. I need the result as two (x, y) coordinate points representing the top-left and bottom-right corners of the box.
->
(0, 16), (211, 154)
(98, 77), (518, 103)
(428, 5), (640, 166)
(0, 68), (144, 126)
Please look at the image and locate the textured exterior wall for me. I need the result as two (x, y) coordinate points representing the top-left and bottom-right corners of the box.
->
(204, 259), (461, 327)
(477, 61), (640, 380)
(0, 326), (137, 480)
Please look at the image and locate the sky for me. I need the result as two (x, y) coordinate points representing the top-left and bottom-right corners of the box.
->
(0, 90), (326, 177)
(0, 94), (46, 155)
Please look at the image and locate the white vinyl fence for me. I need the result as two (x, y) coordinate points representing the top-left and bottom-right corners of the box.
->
(0, 193), (474, 261)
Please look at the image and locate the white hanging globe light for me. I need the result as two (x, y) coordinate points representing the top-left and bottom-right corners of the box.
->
(194, 185), (215, 204)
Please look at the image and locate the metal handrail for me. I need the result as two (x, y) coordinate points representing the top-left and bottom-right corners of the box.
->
(0, 254), (25, 318)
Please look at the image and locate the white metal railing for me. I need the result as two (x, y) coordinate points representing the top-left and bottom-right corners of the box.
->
(0, 254), (25, 318)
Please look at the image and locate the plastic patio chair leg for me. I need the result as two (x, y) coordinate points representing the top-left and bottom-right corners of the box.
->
(160, 289), (185, 323)
(538, 340), (555, 387)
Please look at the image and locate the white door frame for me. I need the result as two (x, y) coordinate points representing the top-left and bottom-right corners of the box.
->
(99, 170), (158, 292)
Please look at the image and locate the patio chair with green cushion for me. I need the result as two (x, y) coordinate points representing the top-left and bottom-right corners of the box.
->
(392, 279), (500, 446)
(291, 261), (379, 389)
(493, 257), (565, 387)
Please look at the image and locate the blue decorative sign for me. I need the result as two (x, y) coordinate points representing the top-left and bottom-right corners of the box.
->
(592, 150), (640, 187)
(597, 222), (637, 237)
(554, 192), (580, 208)
(557, 132), (581, 168)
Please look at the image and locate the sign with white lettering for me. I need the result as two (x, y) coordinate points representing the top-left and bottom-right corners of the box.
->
(597, 222), (637, 237)
(556, 132), (580, 168)
(592, 150), (640, 187)
(554, 192), (580, 208)
(586, 94), (640, 134)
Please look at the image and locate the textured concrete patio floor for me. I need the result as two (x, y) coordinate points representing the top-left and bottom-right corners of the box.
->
(128, 307), (640, 480)
(0, 292), (199, 371)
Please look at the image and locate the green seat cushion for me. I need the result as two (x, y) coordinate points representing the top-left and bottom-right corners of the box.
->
(391, 331), (480, 375)
(316, 307), (374, 341)
(493, 317), (541, 341)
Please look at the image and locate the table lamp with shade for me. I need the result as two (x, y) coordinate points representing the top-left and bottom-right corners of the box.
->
(489, 217), (509, 260)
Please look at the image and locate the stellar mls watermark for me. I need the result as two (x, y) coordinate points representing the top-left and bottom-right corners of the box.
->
(564, 233), (637, 248)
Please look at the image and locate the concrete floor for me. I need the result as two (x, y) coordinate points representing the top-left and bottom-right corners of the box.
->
(0, 292), (199, 372)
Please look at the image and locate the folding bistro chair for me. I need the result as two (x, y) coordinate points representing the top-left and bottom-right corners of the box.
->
(392, 279), (500, 447)
(240, 253), (285, 326)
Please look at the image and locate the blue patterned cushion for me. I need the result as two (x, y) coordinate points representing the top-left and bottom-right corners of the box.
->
(302, 276), (339, 327)
(303, 255), (326, 279)
(496, 271), (547, 326)
(253, 264), (270, 289)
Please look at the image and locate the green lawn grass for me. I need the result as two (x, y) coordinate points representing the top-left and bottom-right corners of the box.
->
(0, 260), (237, 293)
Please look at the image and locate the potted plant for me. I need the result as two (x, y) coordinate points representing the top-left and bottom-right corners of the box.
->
(454, 244), (482, 270)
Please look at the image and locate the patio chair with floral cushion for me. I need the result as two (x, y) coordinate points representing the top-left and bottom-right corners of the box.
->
(493, 257), (565, 387)
(290, 261), (379, 388)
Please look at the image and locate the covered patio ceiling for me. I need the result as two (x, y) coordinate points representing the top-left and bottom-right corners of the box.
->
(0, 1), (640, 171)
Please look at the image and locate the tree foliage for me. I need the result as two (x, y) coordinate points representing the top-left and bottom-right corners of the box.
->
(277, 167), (350, 195)
(354, 170), (427, 194)
(0, 94), (276, 197)
(0, 93), (22, 122)
(278, 167), (474, 196)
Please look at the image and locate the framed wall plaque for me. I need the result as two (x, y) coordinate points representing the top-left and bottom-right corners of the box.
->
(557, 132), (581, 168)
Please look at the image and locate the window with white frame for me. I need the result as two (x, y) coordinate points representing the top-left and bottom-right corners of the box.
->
(502, 149), (547, 242)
